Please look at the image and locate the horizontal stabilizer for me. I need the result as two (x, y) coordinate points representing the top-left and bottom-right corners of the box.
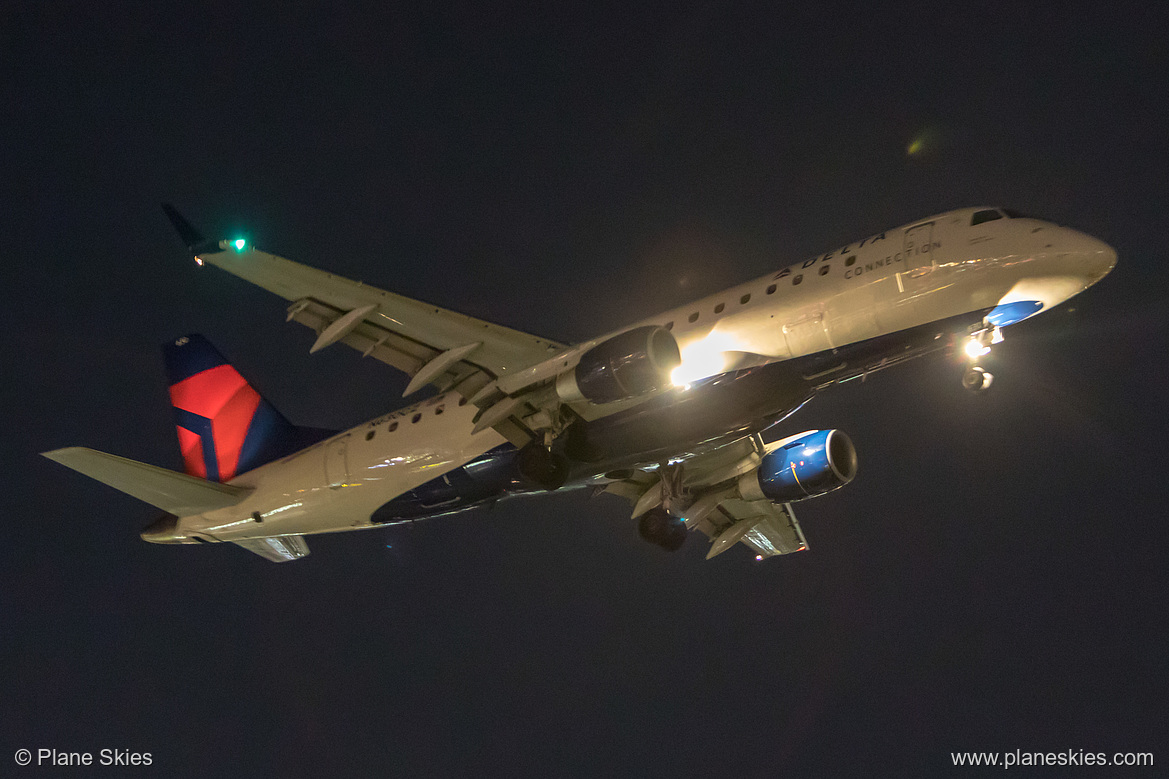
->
(42, 447), (251, 516)
(235, 535), (310, 562)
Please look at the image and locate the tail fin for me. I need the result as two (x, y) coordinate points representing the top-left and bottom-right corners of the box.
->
(164, 335), (305, 482)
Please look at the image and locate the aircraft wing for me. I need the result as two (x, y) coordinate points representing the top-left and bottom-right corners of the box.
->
(163, 205), (566, 445)
(193, 242), (564, 392)
(602, 432), (810, 560)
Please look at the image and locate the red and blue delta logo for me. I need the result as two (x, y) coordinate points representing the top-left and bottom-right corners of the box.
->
(164, 335), (298, 483)
(170, 362), (261, 482)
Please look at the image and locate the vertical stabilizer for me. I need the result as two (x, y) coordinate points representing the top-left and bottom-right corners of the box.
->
(164, 335), (303, 482)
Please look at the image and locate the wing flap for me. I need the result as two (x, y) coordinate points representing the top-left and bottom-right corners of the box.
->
(289, 298), (533, 446)
(702, 499), (807, 559)
(289, 297), (441, 375)
(234, 535), (310, 563)
(42, 447), (251, 516)
(733, 501), (808, 558)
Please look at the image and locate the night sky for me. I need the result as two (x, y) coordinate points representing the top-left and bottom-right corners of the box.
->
(3, 2), (1167, 775)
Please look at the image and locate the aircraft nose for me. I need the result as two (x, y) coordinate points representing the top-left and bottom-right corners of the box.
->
(1091, 239), (1118, 282)
(1065, 229), (1117, 284)
(141, 514), (182, 544)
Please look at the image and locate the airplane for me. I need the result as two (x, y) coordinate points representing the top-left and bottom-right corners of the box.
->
(42, 206), (1116, 562)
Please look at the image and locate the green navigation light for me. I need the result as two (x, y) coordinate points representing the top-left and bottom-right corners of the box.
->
(233, 238), (246, 251)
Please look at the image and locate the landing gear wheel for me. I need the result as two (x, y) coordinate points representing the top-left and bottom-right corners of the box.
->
(517, 442), (570, 490)
(962, 365), (994, 393)
(637, 507), (688, 551)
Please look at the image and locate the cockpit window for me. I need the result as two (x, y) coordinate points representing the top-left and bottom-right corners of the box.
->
(1002, 208), (1035, 219)
(971, 209), (1003, 226)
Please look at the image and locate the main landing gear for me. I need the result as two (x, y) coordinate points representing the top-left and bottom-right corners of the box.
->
(961, 324), (1002, 393)
(636, 463), (688, 551)
(517, 440), (570, 490)
(638, 507), (688, 551)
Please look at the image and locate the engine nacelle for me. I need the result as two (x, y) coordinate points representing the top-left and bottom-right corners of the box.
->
(556, 326), (681, 405)
(738, 429), (857, 503)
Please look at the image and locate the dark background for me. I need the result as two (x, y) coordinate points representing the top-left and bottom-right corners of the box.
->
(3, 2), (1166, 775)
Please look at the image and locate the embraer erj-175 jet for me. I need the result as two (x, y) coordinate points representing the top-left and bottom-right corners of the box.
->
(44, 206), (1115, 562)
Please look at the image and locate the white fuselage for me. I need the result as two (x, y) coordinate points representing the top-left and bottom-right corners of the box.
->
(625, 208), (1113, 385)
(157, 208), (1116, 544)
(173, 393), (507, 543)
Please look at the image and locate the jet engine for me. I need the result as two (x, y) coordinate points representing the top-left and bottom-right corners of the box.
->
(555, 325), (681, 405)
(738, 429), (858, 503)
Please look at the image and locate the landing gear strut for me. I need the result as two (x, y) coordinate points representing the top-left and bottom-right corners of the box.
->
(635, 463), (688, 551)
(961, 324), (1001, 393)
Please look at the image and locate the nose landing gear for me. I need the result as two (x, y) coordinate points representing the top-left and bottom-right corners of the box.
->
(962, 365), (994, 393)
(638, 507), (688, 551)
(961, 324), (1002, 393)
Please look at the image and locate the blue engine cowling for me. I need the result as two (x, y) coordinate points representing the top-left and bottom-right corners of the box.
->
(739, 429), (857, 503)
(556, 325), (681, 405)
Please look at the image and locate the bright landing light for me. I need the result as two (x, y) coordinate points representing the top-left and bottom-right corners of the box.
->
(671, 349), (726, 387)
(671, 330), (741, 387)
(964, 338), (991, 359)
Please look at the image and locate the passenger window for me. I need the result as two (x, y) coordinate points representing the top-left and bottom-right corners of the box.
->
(688, 312), (699, 323)
(411, 413), (422, 424)
(714, 303), (725, 314)
(389, 421), (398, 432)
(793, 275), (803, 286)
(971, 209), (1003, 226)
(435, 407), (444, 415)
(819, 265), (830, 276)
(458, 397), (467, 406)
(740, 293), (751, 305)
(665, 321), (673, 330)
(366, 430), (376, 441)
(845, 255), (856, 266)
(766, 284), (777, 295)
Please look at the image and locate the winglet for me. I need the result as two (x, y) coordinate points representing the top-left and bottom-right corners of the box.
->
(162, 203), (204, 248)
(162, 203), (229, 257)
